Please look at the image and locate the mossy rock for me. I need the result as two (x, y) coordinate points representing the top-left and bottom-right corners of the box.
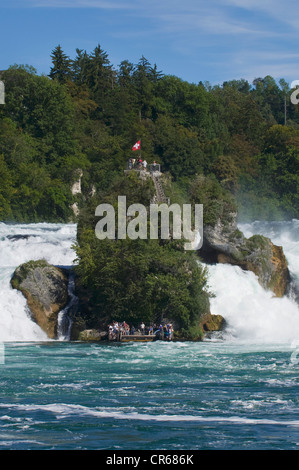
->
(200, 313), (226, 332)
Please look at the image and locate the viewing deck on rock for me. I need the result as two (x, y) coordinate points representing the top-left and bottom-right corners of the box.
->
(124, 159), (169, 205)
(108, 321), (174, 342)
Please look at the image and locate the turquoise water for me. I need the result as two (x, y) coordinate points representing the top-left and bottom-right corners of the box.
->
(1, 340), (299, 450)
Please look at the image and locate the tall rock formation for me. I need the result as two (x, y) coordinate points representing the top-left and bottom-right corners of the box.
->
(201, 214), (290, 297)
(11, 260), (69, 338)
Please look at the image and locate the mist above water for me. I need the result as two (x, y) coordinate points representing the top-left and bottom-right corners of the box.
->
(207, 220), (299, 344)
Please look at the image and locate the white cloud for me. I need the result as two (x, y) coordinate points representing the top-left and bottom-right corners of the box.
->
(17, 0), (297, 38)
(224, 0), (299, 30)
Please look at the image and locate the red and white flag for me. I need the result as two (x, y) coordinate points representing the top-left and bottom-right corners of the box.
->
(132, 140), (141, 151)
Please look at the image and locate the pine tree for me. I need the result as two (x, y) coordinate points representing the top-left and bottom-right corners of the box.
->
(117, 60), (134, 88)
(72, 48), (90, 85)
(86, 44), (113, 93)
(133, 56), (154, 120)
(49, 45), (72, 83)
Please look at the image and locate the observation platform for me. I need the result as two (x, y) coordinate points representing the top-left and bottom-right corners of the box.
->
(119, 334), (156, 342)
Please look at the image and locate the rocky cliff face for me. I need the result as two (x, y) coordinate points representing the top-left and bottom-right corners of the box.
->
(199, 312), (226, 333)
(201, 215), (290, 297)
(11, 260), (69, 339)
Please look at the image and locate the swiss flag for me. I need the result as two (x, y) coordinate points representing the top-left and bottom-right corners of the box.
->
(132, 140), (141, 151)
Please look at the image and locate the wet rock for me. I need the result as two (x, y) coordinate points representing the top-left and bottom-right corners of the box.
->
(200, 313), (226, 332)
(78, 329), (108, 341)
(11, 260), (69, 339)
(201, 216), (290, 297)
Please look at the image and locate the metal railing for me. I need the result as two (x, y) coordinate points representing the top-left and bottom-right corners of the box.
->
(126, 160), (161, 173)
(149, 163), (160, 173)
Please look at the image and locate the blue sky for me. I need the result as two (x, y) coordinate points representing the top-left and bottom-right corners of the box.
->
(1, 0), (299, 85)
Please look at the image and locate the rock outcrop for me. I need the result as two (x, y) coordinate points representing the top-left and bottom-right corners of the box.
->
(200, 313), (226, 333)
(71, 169), (83, 196)
(11, 260), (69, 339)
(201, 215), (290, 297)
(78, 329), (108, 341)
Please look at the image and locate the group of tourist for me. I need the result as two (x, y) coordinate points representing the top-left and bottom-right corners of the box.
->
(128, 158), (147, 170)
(128, 159), (160, 172)
(108, 321), (130, 340)
(157, 323), (174, 341)
(108, 321), (174, 341)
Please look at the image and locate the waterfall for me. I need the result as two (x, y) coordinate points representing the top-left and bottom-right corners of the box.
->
(207, 219), (299, 344)
(57, 271), (79, 341)
(0, 220), (298, 344)
(0, 223), (77, 342)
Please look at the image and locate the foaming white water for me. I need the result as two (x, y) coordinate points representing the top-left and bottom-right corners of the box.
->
(2, 403), (299, 427)
(208, 220), (299, 344)
(1, 220), (298, 344)
(0, 223), (77, 341)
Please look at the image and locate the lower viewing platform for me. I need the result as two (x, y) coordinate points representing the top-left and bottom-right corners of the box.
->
(118, 333), (156, 342)
(108, 321), (174, 342)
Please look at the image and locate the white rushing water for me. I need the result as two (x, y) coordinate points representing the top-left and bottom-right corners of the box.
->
(0, 220), (298, 344)
(208, 220), (299, 344)
(0, 223), (77, 342)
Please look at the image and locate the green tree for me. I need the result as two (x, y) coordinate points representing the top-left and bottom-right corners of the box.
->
(75, 234), (209, 330)
(0, 154), (14, 219)
(211, 155), (239, 192)
(74, 173), (210, 335)
(153, 115), (205, 179)
(189, 175), (237, 226)
(72, 48), (90, 85)
(49, 45), (73, 83)
(132, 56), (156, 120)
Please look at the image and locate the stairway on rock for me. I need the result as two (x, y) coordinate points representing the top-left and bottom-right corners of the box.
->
(151, 174), (168, 204)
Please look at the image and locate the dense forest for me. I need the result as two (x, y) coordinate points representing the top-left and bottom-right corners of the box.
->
(0, 43), (298, 223)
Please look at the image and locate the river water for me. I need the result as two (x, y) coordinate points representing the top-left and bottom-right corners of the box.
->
(0, 221), (299, 450)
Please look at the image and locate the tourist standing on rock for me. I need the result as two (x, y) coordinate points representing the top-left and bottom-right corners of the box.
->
(108, 325), (113, 340)
(163, 325), (168, 340)
(168, 324), (174, 340)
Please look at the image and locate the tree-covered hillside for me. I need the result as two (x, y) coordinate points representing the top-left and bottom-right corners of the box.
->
(73, 172), (211, 339)
(0, 44), (298, 222)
